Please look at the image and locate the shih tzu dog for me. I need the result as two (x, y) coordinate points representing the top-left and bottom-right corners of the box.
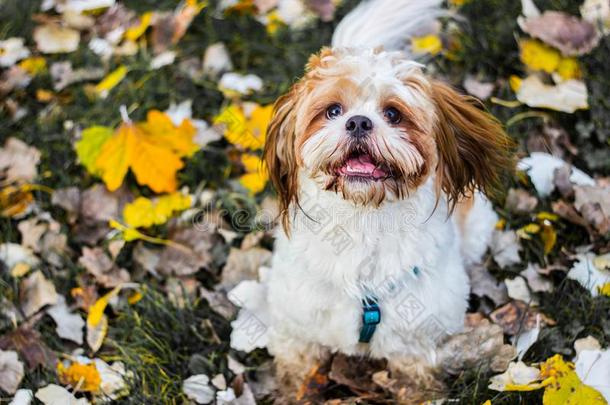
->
(234, 0), (513, 400)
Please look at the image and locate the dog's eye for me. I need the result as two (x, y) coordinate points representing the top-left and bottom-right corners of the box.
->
(383, 107), (401, 124)
(326, 103), (343, 119)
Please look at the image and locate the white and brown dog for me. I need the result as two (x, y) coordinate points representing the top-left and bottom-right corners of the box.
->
(231, 0), (513, 400)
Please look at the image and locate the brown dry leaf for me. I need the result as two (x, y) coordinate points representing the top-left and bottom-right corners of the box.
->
(151, 1), (205, 54)
(19, 270), (59, 317)
(18, 215), (68, 267)
(505, 188), (538, 214)
(51, 187), (80, 223)
(467, 263), (509, 306)
(0, 66), (31, 97)
(329, 354), (386, 392)
(573, 185), (610, 234)
(438, 320), (516, 374)
(78, 247), (130, 288)
(519, 11), (600, 56)
(220, 247), (272, 291)
(0, 349), (25, 394)
(489, 300), (556, 336)
(0, 138), (40, 185)
(50, 61), (104, 91)
(0, 326), (57, 370)
(157, 226), (219, 276)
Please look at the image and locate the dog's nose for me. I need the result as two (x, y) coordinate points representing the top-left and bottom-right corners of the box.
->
(345, 115), (373, 137)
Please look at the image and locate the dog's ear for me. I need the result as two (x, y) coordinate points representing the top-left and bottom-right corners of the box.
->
(264, 85), (300, 233)
(431, 80), (514, 208)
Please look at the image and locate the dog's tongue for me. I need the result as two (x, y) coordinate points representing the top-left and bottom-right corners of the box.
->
(347, 154), (377, 174)
(341, 154), (387, 178)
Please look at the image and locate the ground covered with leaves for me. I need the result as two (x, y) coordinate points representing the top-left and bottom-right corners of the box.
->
(0, 0), (609, 404)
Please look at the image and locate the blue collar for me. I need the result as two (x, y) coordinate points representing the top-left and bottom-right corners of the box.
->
(358, 266), (420, 344)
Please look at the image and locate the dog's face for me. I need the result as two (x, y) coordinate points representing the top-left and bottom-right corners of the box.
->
(265, 48), (513, 230)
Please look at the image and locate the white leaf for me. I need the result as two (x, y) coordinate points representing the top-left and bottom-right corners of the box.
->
(94, 359), (129, 400)
(505, 277), (534, 304)
(218, 72), (263, 95)
(568, 253), (610, 296)
(490, 230), (522, 268)
(33, 24), (80, 54)
(35, 384), (90, 405)
(489, 361), (541, 391)
(9, 389), (33, 405)
(515, 75), (588, 113)
(511, 315), (541, 361)
(150, 51), (176, 70)
(521, 0), (540, 18)
(575, 349), (610, 402)
(0, 243), (40, 270)
(574, 336), (602, 356)
(216, 388), (237, 404)
(182, 374), (215, 404)
(0, 38), (31, 68)
(0, 350), (25, 394)
(47, 296), (84, 344)
(203, 43), (233, 77)
(517, 152), (595, 197)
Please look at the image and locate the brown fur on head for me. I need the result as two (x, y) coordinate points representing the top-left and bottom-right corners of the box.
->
(264, 48), (514, 232)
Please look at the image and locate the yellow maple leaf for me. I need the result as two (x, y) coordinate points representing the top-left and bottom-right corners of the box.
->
(412, 34), (443, 55)
(540, 355), (606, 405)
(123, 192), (192, 228)
(90, 110), (198, 193)
(215, 104), (273, 150)
(75, 126), (114, 176)
(239, 153), (268, 195)
(520, 39), (561, 73)
(57, 361), (101, 392)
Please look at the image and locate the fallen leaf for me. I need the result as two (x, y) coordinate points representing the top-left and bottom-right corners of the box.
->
(78, 247), (130, 288)
(0, 326), (57, 370)
(85, 109), (198, 193)
(574, 336), (601, 356)
(214, 103), (273, 151)
(505, 277), (535, 304)
(328, 354), (386, 392)
(513, 75), (588, 113)
(438, 320), (516, 374)
(411, 34), (442, 55)
(182, 374), (215, 404)
(239, 154), (268, 195)
(568, 253), (610, 296)
(0, 350), (25, 394)
(33, 24), (80, 54)
(123, 192), (191, 228)
(221, 247), (272, 291)
(50, 61), (104, 91)
(94, 65), (127, 98)
(35, 384), (90, 405)
(490, 230), (522, 268)
(512, 315), (541, 361)
(57, 360), (101, 392)
(8, 389), (33, 405)
(541, 354), (606, 404)
(218, 72), (264, 96)
(75, 127), (114, 176)
(490, 300), (555, 336)
(574, 349), (610, 402)
(86, 286), (121, 352)
(20, 271), (59, 317)
(581, 0), (610, 35)
(46, 296), (85, 344)
(202, 43), (233, 78)
(519, 11), (600, 56)
(467, 263), (509, 306)
(150, 0), (206, 54)
(0, 243), (40, 272)
(463, 76), (494, 100)
(95, 359), (129, 400)
(523, 263), (554, 293)
(505, 188), (538, 213)
(0, 138), (41, 185)
(489, 361), (541, 391)
(517, 152), (594, 197)
(0, 38), (30, 67)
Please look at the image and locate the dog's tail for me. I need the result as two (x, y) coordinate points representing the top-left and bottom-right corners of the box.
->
(331, 0), (445, 51)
